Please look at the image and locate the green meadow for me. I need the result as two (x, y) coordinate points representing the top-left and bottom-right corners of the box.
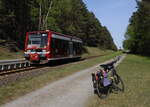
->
(88, 55), (150, 107)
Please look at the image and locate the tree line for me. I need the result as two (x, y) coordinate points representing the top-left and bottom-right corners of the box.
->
(123, 0), (150, 55)
(0, 0), (117, 50)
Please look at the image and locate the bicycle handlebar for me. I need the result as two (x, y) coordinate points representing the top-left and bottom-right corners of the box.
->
(100, 59), (117, 70)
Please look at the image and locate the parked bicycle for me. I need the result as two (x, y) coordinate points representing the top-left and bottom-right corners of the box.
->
(91, 58), (124, 99)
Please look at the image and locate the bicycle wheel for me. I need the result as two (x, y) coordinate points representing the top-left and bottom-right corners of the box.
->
(91, 73), (98, 94)
(96, 79), (110, 99)
(113, 74), (125, 92)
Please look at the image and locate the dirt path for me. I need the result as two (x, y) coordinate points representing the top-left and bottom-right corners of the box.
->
(1, 55), (126, 107)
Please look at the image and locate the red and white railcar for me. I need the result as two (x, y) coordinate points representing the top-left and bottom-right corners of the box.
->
(24, 30), (82, 64)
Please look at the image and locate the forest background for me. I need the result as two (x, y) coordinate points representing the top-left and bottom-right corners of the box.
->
(0, 0), (117, 50)
(123, 0), (150, 55)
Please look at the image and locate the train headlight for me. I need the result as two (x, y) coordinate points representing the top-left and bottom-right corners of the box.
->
(42, 50), (46, 52)
(27, 50), (31, 53)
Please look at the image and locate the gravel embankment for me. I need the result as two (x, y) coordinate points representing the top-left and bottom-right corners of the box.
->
(1, 55), (126, 107)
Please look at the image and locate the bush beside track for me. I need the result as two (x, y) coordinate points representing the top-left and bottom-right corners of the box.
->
(0, 49), (121, 105)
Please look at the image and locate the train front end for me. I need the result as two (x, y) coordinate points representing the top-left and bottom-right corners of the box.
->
(24, 31), (51, 64)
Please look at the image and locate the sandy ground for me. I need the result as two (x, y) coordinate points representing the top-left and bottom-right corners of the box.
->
(1, 55), (126, 107)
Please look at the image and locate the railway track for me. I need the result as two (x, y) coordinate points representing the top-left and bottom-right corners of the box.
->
(0, 54), (112, 86)
(0, 54), (107, 76)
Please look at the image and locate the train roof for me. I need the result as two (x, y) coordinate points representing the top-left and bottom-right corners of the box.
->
(27, 30), (82, 43)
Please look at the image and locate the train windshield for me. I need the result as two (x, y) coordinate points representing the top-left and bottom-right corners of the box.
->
(28, 33), (48, 48)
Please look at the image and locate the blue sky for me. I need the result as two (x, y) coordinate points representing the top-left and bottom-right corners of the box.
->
(83, 0), (137, 48)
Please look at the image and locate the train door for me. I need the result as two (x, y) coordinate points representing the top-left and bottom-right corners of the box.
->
(69, 41), (73, 57)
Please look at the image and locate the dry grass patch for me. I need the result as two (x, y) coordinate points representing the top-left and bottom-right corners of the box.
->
(0, 46), (23, 60)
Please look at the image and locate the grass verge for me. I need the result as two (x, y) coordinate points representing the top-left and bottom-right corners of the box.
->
(82, 46), (113, 58)
(87, 54), (150, 107)
(0, 46), (23, 60)
(0, 51), (121, 105)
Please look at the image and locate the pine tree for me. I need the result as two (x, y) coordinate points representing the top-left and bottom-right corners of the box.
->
(123, 0), (150, 55)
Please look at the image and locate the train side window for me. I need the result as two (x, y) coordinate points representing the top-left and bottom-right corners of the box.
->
(51, 39), (55, 48)
(59, 39), (63, 48)
(62, 40), (67, 49)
